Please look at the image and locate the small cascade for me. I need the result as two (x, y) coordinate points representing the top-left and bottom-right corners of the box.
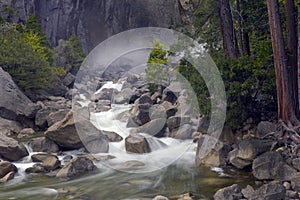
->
(140, 133), (167, 151)
(22, 142), (33, 154)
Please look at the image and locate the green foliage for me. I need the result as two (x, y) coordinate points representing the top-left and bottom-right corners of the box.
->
(0, 23), (53, 90)
(25, 15), (50, 47)
(53, 35), (85, 75)
(146, 40), (169, 92)
(52, 66), (67, 77)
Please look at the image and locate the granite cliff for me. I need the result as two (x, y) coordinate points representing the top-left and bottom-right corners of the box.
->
(1, 0), (183, 53)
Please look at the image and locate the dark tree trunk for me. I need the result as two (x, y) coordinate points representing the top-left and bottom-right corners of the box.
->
(219, 0), (239, 59)
(236, 0), (244, 54)
(243, 31), (251, 55)
(267, 0), (298, 124)
(285, 0), (299, 117)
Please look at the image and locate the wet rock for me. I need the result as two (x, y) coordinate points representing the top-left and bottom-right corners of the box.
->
(0, 133), (28, 161)
(196, 135), (231, 167)
(31, 153), (55, 162)
(0, 171), (15, 183)
(152, 195), (169, 200)
(116, 160), (145, 171)
(29, 137), (59, 153)
(291, 172), (300, 192)
(229, 138), (273, 169)
(127, 103), (152, 127)
(252, 151), (288, 180)
(125, 134), (151, 154)
(167, 116), (191, 132)
(41, 155), (61, 171)
(84, 135), (109, 154)
(47, 109), (69, 126)
(102, 131), (123, 142)
(0, 161), (17, 178)
(256, 121), (277, 138)
(92, 88), (114, 101)
(213, 184), (243, 200)
(162, 90), (177, 104)
(169, 124), (194, 140)
(56, 157), (95, 179)
(25, 164), (47, 174)
(131, 118), (167, 137)
(45, 110), (106, 150)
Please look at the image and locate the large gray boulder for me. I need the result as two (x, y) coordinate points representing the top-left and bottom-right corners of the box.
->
(228, 138), (273, 169)
(125, 134), (151, 154)
(45, 110), (108, 151)
(0, 117), (23, 135)
(0, 67), (35, 120)
(29, 137), (59, 153)
(213, 184), (243, 200)
(0, 133), (28, 161)
(131, 118), (167, 137)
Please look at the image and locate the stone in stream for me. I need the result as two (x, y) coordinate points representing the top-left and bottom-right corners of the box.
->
(102, 131), (123, 142)
(56, 157), (96, 179)
(125, 134), (151, 154)
(0, 133), (28, 161)
(41, 155), (61, 171)
(0, 161), (17, 178)
(25, 164), (47, 174)
(45, 110), (108, 151)
(228, 138), (273, 169)
(196, 135), (231, 167)
(166, 116), (191, 133)
(29, 137), (59, 153)
(31, 153), (56, 162)
(0, 171), (15, 183)
(130, 118), (167, 138)
(152, 195), (169, 200)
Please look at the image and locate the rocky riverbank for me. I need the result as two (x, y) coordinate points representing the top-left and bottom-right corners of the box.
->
(0, 65), (299, 199)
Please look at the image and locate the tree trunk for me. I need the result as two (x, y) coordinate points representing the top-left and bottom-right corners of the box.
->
(236, 0), (244, 55)
(219, 0), (239, 59)
(285, 0), (299, 117)
(267, 0), (297, 124)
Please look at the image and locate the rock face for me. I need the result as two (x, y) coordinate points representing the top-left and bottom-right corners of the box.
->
(3, 0), (181, 53)
(0, 67), (35, 120)
(56, 157), (95, 178)
(0, 133), (28, 161)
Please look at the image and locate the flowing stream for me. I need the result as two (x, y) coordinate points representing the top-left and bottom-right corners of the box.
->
(0, 82), (255, 200)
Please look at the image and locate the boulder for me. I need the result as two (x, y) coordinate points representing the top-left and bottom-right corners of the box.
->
(25, 164), (47, 174)
(256, 121), (277, 138)
(131, 118), (167, 137)
(84, 135), (109, 154)
(0, 161), (17, 178)
(292, 158), (300, 171)
(56, 157), (95, 178)
(17, 128), (35, 139)
(45, 110), (107, 150)
(196, 135), (231, 167)
(0, 171), (15, 183)
(0, 67), (35, 120)
(102, 131), (123, 142)
(93, 88), (114, 101)
(213, 184), (243, 200)
(219, 126), (235, 145)
(169, 124), (194, 140)
(35, 107), (56, 129)
(0, 133), (28, 161)
(125, 134), (151, 154)
(31, 153), (55, 162)
(0, 117), (23, 135)
(41, 155), (61, 171)
(167, 116), (190, 132)
(197, 117), (210, 134)
(252, 151), (293, 180)
(251, 182), (286, 200)
(228, 138), (273, 169)
(160, 101), (177, 118)
(29, 137), (59, 153)
(162, 89), (177, 104)
(47, 109), (69, 126)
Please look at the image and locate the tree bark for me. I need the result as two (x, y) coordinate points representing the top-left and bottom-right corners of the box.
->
(267, 0), (297, 124)
(285, 0), (299, 117)
(219, 0), (239, 59)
